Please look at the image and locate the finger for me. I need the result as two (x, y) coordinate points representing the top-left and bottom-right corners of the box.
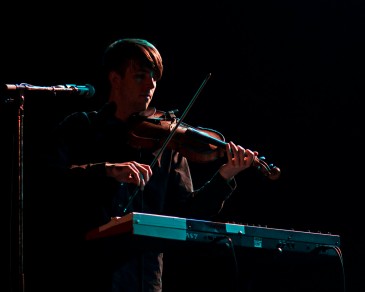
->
(138, 164), (152, 183)
(244, 149), (255, 166)
(129, 161), (140, 172)
(229, 142), (245, 166)
(236, 145), (246, 165)
(126, 162), (142, 184)
(229, 142), (239, 162)
(226, 142), (233, 161)
(127, 171), (139, 182)
(251, 151), (257, 165)
(131, 165), (151, 186)
(130, 162), (153, 188)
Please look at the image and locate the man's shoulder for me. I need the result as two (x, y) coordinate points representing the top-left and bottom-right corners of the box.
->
(61, 111), (96, 126)
(58, 102), (115, 132)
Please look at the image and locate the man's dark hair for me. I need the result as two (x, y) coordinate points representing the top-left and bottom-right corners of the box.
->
(103, 38), (163, 81)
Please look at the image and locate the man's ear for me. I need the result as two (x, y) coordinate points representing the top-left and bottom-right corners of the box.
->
(109, 71), (121, 87)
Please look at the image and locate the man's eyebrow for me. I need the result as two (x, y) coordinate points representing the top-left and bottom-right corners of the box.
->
(139, 67), (151, 72)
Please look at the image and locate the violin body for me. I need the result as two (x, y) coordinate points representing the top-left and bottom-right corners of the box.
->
(128, 108), (226, 163)
(128, 108), (280, 180)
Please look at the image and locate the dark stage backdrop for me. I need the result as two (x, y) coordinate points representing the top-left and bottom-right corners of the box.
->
(1, 1), (364, 291)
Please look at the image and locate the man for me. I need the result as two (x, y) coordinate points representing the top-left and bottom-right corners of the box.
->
(29, 38), (257, 292)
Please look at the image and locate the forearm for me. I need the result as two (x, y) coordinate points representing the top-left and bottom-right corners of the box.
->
(184, 171), (237, 219)
(69, 162), (108, 177)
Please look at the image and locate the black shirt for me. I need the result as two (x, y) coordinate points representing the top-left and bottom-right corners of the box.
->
(31, 101), (237, 292)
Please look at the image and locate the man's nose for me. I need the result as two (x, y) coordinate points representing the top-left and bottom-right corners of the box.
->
(145, 77), (156, 89)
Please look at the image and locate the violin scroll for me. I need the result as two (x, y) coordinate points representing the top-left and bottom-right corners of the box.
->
(253, 156), (281, 180)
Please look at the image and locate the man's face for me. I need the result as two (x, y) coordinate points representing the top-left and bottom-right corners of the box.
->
(117, 64), (157, 113)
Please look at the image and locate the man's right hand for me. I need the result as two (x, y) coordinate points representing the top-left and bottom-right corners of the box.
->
(105, 161), (152, 189)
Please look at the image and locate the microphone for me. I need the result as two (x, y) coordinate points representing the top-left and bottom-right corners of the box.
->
(1, 83), (96, 97)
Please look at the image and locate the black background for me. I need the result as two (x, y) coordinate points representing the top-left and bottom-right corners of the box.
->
(1, 1), (364, 291)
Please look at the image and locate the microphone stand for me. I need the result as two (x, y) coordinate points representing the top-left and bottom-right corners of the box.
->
(1, 82), (95, 292)
(3, 87), (26, 292)
(17, 89), (25, 292)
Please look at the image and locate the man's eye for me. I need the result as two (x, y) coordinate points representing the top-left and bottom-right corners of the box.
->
(135, 74), (145, 79)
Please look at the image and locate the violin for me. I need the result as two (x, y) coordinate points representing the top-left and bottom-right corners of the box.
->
(127, 107), (281, 180)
